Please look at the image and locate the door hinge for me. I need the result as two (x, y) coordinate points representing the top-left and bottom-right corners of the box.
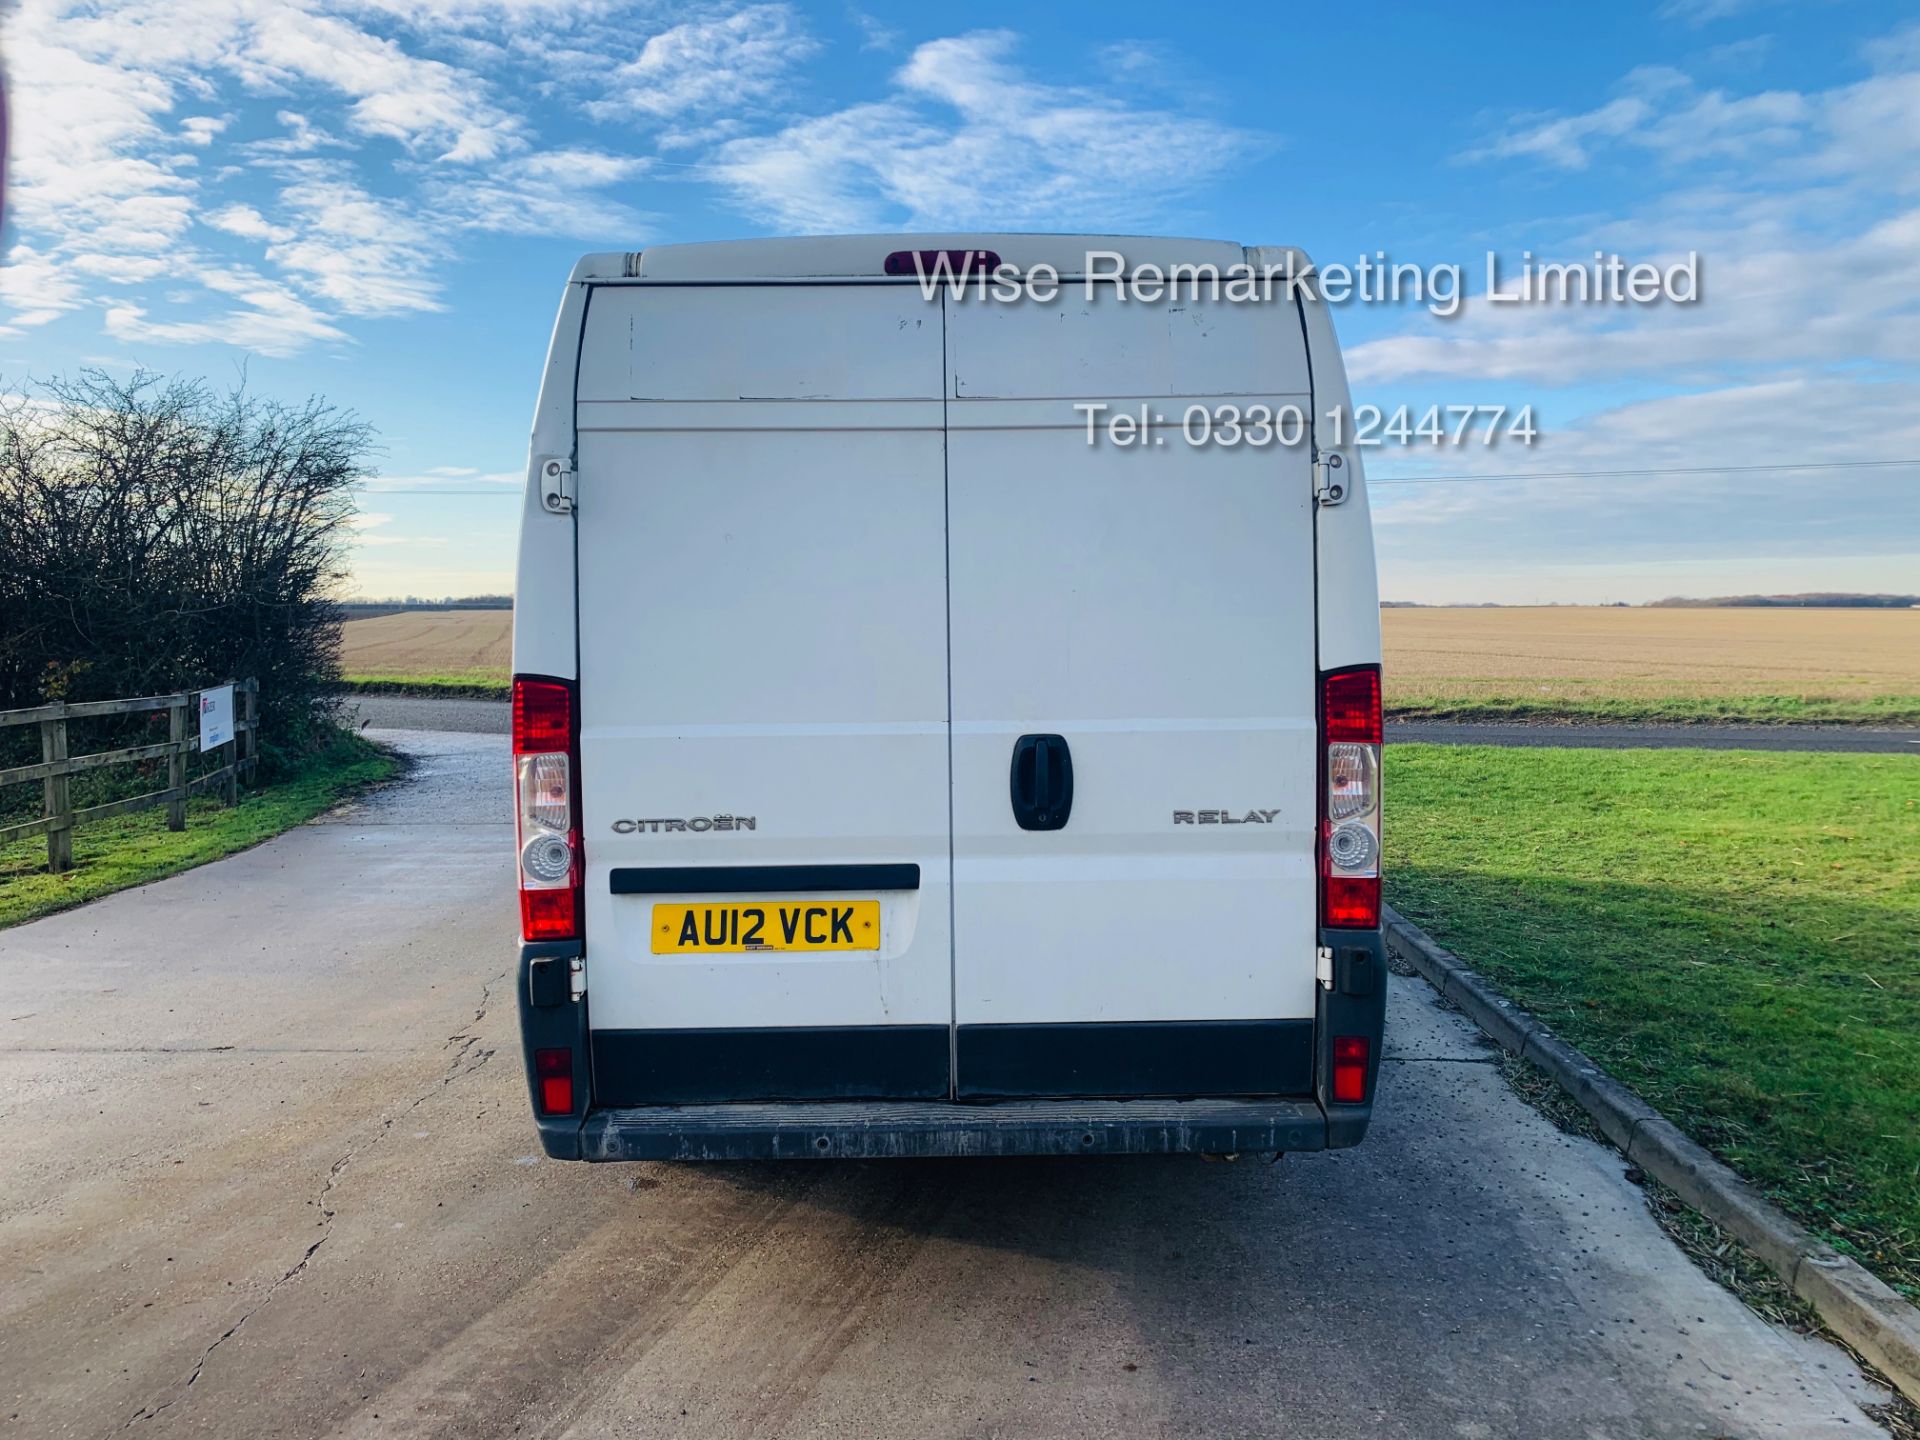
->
(569, 957), (586, 1001)
(538, 456), (576, 514)
(1314, 451), (1348, 507)
(1316, 945), (1335, 989)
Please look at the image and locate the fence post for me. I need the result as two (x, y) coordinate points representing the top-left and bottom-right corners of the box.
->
(241, 678), (258, 786)
(42, 708), (72, 874)
(167, 700), (187, 831)
(220, 678), (238, 806)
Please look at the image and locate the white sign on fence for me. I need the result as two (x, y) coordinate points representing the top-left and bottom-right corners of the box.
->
(198, 684), (234, 752)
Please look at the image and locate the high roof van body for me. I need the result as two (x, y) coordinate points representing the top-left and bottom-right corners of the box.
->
(512, 235), (1386, 1160)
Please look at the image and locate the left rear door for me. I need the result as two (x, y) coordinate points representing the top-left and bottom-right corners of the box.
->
(572, 283), (954, 1105)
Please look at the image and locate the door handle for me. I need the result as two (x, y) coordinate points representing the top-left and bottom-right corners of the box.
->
(1010, 734), (1073, 831)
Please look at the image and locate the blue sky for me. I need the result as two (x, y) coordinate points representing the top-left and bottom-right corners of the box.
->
(3, 0), (1917, 602)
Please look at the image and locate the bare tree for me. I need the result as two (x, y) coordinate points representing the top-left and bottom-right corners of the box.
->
(0, 369), (373, 751)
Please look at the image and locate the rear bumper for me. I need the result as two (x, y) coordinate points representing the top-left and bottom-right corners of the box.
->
(517, 931), (1386, 1161)
(570, 1096), (1335, 1161)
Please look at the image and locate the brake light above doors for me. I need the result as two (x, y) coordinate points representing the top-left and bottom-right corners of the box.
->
(514, 676), (582, 942)
(1321, 666), (1382, 929)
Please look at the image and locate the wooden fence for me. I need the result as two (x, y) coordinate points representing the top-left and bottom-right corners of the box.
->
(0, 679), (258, 874)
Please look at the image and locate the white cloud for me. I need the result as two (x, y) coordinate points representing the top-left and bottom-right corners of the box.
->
(179, 114), (229, 146)
(1370, 376), (1920, 590)
(0, 245), (88, 329)
(366, 469), (519, 488)
(204, 203), (290, 241)
(847, 8), (898, 54)
(1350, 24), (1920, 598)
(265, 176), (445, 314)
(427, 148), (652, 235)
(1363, 36), (1920, 390)
(348, 510), (451, 546)
(239, 110), (353, 157)
(228, 6), (525, 162)
(1468, 30), (1920, 179)
(1348, 209), (1920, 387)
(103, 262), (349, 356)
(589, 5), (815, 119)
(713, 30), (1260, 232)
(1659, 0), (1763, 25)
(0, 0), (601, 350)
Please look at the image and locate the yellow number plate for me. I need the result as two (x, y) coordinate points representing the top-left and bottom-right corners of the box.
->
(651, 900), (881, 954)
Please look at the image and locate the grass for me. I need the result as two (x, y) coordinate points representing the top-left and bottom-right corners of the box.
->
(0, 727), (397, 930)
(1386, 693), (1920, 727)
(338, 672), (509, 699)
(1386, 744), (1920, 1301)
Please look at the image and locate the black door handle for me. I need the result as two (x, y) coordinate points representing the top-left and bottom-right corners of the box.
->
(1010, 734), (1073, 831)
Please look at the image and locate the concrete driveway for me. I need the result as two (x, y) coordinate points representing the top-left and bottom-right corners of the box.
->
(0, 729), (1893, 1439)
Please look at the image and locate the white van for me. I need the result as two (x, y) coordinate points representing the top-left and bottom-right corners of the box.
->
(511, 235), (1385, 1160)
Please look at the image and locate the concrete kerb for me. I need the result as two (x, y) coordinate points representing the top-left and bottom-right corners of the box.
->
(1382, 904), (1920, 1407)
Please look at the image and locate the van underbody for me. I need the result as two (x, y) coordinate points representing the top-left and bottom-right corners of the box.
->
(511, 236), (1387, 1160)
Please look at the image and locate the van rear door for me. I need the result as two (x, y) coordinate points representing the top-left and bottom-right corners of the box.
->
(572, 283), (953, 1104)
(944, 287), (1322, 1098)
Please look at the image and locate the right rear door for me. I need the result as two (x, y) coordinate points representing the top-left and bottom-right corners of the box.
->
(944, 287), (1322, 1099)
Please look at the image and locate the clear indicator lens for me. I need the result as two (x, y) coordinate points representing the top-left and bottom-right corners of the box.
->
(521, 832), (573, 886)
(1327, 743), (1378, 821)
(517, 752), (570, 832)
(1328, 822), (1379, 874)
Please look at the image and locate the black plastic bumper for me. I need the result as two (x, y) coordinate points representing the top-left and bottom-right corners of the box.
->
(518, 928), (1386, 1161)
(573, 1096), (1330, 1160)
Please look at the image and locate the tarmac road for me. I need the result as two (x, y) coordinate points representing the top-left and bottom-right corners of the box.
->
(0, 729), (1896, 1439)
(340, 694), (1920, 752)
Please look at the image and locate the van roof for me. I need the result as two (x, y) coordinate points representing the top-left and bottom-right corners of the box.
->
(569, 235), (1312, 283)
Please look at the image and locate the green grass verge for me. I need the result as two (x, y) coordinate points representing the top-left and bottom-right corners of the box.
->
(1386, 693), (1920, 727)
(1386, 744), (1920, 1300)
(0, 728), (397, 930)
(338, 673), (509, 699)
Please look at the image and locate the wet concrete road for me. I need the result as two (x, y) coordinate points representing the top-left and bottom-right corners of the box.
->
(0, 730), (1892, 1439)
(341, 694), (1920, 752)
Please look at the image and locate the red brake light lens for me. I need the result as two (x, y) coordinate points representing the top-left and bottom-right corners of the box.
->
(1322, 667), (1382, 744)
(535, 1047), (574, 1115)
(513, 677), (573, 755)
(521, 887), (579, 943)
(1324, 875), (1381, 930)
(1332, 1035), (1370, 1104)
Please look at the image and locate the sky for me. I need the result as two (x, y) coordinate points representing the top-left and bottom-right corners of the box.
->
(2, 0), (1918, 604)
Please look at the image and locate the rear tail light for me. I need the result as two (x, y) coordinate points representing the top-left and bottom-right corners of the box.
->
(1332, 1035), (1370, 1103)
(534, 1046), (574, 1114)
(514, 676), (581, 942)
(1320, 666), (1382, 929)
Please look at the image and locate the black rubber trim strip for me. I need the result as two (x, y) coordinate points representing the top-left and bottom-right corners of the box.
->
(609, 863), (921, 895)
(591, 1025), (949, 1105)
(956, 1019), (1314, 1100)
